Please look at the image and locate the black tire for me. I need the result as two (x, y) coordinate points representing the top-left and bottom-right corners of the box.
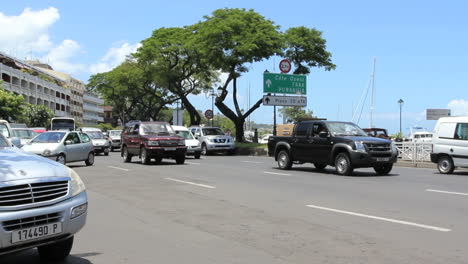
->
(140, 148), (150, 165)
(201, 143), (209, 156)
(277, 150), (292, 170)
(122, 146), (132, 163)
(85, 152), (94, 166)
(335, 153), (353, 176)
(374, 164), (393, 175)
(56, 154), (66, 165)
(194, 152), (201, 159)
(438, 155), (454, 174)
(38, 236), (73, 261)
(104, 148), (110, 156)
(111, 147), (114, 152)
(175, 155), (185, 164)
(314, 163), (327, 170)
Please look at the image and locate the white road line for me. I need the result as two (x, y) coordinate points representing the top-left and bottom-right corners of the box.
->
(107, 166), (129, 171)
(426, 189), (468, 196)
(186, 162), (201, 165)
(242, 161), (263, 164)
(263, 171), (291, 176)
(306, 204), (451, 232)
(165, 178), (216, 189)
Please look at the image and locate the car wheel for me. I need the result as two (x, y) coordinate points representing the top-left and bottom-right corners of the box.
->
(201, 143), (209, 156)
(140, 148), (150, 165)
(314, 163), (327, 170)
(38, 236), (73, 261)
(374, 164), (393, 175)
(175, 154), (185, 164)
(111, 147), (114, 152)
(122, 146), (132, 163)
(335, 153), (353, 176)
(56, 154), (66, 165)
(194, 152), (201, 159)
(85, 152), (94, 166)
(438, 155), (454, 174)
(277, 150), (292, 170)
(104, 148), (109, 156)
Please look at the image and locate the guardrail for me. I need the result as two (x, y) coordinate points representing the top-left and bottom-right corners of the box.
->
(395, 142), (432, 163)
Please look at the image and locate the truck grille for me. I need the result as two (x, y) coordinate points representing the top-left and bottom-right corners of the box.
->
(214, 138), (227, 143)
(365, 143), (391, 152)
(2, 212), (61, 231)
(0, 181), (69, 207)
(160, 140), (178, 147)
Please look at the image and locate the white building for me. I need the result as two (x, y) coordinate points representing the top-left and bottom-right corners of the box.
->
(83, 91), (104, 125)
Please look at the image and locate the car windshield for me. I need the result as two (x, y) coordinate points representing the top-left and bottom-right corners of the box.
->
(327, 122), (368, 137)
(12, 129), (34, 139)
(175, 130), (194, 140)
(0, 124), (10, 138)
(202, 128), (225, 136)
(86, 131), (105, 139)
(31, 132), (66, 143)
(140, 123), (174, 135)
(109, 130), (122, 137)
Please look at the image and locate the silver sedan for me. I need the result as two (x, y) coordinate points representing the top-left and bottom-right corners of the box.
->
(22, 131), (95, 165)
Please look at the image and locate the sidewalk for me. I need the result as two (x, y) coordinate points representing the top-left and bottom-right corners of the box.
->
(394, 160), (436, 169)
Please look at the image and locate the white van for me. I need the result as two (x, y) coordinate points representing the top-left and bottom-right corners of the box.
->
(172, 126), (201, 159)
(431, 116), (468, 174)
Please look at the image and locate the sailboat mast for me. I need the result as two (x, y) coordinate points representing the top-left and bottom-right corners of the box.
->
(370, 57), (376, 128)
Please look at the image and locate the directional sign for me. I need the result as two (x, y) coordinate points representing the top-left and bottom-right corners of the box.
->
(263, 73), (306, 94)
(262, 95), (307, 107)
(426, 109), (451, 120)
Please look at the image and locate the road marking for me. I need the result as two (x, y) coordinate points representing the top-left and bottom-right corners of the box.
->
(243, 161), (263, 164)
(186, 162), (201, 165)
(426, 189), (468, 196)
(107, 166), (129, 171)
(165, 178), (216, 189)
(306, 204), (451, 232)
(263, 171), (291, 176)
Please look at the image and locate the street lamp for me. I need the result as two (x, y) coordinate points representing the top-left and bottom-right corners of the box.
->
(398, 99), (404, 135)
(210, 87), (223, 126)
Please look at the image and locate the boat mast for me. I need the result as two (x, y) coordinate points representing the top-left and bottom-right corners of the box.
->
(369, 57), (376, 128)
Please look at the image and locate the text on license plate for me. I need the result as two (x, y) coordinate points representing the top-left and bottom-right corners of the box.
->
(11, 223), (62, 244)
(165, 147), (176, 151)
(376, 157), (390, 162)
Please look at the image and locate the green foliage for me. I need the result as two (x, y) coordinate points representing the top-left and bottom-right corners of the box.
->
(282, 27), (336, 74)
(19, 104), (54, 127)
(235, 142), (267, 148)
(216, 115), (236, 135)
(279, 106), (315, 123)
(0, 88), (25, 121)
(97, 123), (114, 132)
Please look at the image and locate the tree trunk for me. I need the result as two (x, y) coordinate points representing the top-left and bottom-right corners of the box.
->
(234, 117), (245, 142)
(180, 95), (200, 126)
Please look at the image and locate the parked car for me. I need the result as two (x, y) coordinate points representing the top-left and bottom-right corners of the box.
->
(189, 126), (235, 155)
(30, 127), (47, 137)
(80, 127), (111, 156)
(173, 126), (201, 159)
(121, 121), (187, 164)
(430, 116), (468, 174)
(11, 128), (35, 146)
(21, 131), (95, 166)
(268, 120), (398, 176)
(0, 133), (87, 261)
(108, 130), (123, 151)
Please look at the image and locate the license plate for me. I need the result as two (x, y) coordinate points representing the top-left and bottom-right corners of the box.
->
(376, 157), (390, 162)
(165, 147), (176, 151)
(11, 223), (62, 244)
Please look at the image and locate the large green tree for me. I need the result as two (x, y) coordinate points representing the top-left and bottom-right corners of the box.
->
(134, 27), (217, 126)
(20, 104), (54, 127)
(279, 106), (316, 123)
(0, 87), (25, 122)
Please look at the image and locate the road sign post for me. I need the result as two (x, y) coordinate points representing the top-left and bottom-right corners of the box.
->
(262, 95), (307, 106)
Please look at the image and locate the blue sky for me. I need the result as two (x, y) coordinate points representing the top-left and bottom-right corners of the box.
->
(2, 0), (467, 134)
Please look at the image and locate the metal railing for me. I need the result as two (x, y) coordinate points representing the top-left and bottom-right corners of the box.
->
(395, 142), (432, 163)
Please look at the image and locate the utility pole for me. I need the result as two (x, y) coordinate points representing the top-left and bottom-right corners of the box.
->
(370, 57), (376, 128)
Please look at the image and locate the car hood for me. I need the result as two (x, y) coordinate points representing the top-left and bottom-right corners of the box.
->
(22, 143), (61, 154)
(339, 136), (391, 143)
(185, 139), (200, 147)
(0, 147), (69, 182)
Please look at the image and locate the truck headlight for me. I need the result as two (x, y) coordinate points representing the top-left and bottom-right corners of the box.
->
(208, 138), (215, 143)
(69, 168), (86, 196)
(148, 140), (159, 146)
(354, 141), (367, 153)
(178, 140), (185, 146)
(391, 142), (398, 152)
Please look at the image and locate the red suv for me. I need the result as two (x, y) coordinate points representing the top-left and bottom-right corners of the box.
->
(121, 121), (187, 164)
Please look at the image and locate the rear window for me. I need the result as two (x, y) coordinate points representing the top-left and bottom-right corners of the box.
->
(295, 123), (311, 137)
(0, 124), (10, 138)
(455, 123), (468, 140)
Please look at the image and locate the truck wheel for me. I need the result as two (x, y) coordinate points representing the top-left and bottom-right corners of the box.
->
(85, 152), (94, 166)
(277, 150), (292, 170)
(201, 143), (209, 156)
(314, 163), (327, 170)
(335, 153), (353, 176)
(38, 236), (73, 261)
(374, 164), (393, 175)
(438, 155), (454, 174)
(140, 148), (150, 165)
(175, 154), (185, 164)
(122, 146), (132, 163)
(194, 152), (201, 159)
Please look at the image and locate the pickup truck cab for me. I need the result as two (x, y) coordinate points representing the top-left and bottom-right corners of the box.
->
(268, 121), (398, 175)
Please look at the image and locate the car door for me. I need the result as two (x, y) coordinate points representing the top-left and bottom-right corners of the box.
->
(64, 132), (82, 161)
(290, 122), (313, 161)
(128, 124), (140, 155)
(309, 123), (333, 163)
(452, 123), (468, 167)
(79, 132), (93, 160)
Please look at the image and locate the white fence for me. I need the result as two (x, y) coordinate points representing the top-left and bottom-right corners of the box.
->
(394, 142), (432, 163)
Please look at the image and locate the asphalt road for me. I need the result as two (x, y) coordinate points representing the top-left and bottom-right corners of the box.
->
(2, 152), (468, 264)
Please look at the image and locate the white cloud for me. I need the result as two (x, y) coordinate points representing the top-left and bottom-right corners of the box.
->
(0, 7), (59, 57)
(43, 39), (86, 74)
(448, 99), (468, 116)
(89, 42), (141, 74)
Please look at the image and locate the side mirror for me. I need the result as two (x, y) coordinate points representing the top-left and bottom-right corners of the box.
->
(65, 140), (73, 145)
(10, 137), (21, 148)
(319, 131), (329, 138)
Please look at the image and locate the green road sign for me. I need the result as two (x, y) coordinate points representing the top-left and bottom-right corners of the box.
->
(263, 73), (307, 95)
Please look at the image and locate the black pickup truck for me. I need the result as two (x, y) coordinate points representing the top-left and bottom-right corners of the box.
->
(268, 120), (398, 175)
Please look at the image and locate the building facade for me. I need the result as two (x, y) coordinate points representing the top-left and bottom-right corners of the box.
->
(83, 91), (104, 125)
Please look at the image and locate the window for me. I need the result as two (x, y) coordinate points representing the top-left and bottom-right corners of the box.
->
(455, 123), (468, 140)
(295, 123), (311, 137)
(312, 123), (327, 137)
(437, 122), (457, 139)
(80, 133), (91, 143)
(65, 133), (81, 144)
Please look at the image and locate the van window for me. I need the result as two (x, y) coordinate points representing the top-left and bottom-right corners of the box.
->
(295, 123), (311, 137)
(438, 122), (457, 138)
(455, 123), (468, 140)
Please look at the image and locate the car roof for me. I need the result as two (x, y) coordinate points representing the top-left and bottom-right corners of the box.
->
(80, 127), (101, 131)
(172, 126), (188, 131)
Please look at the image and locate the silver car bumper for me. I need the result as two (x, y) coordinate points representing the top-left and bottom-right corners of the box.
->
(0, 191), (87, 255)
(206, 143), (235, 150)
(186, 146), (201, 154)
